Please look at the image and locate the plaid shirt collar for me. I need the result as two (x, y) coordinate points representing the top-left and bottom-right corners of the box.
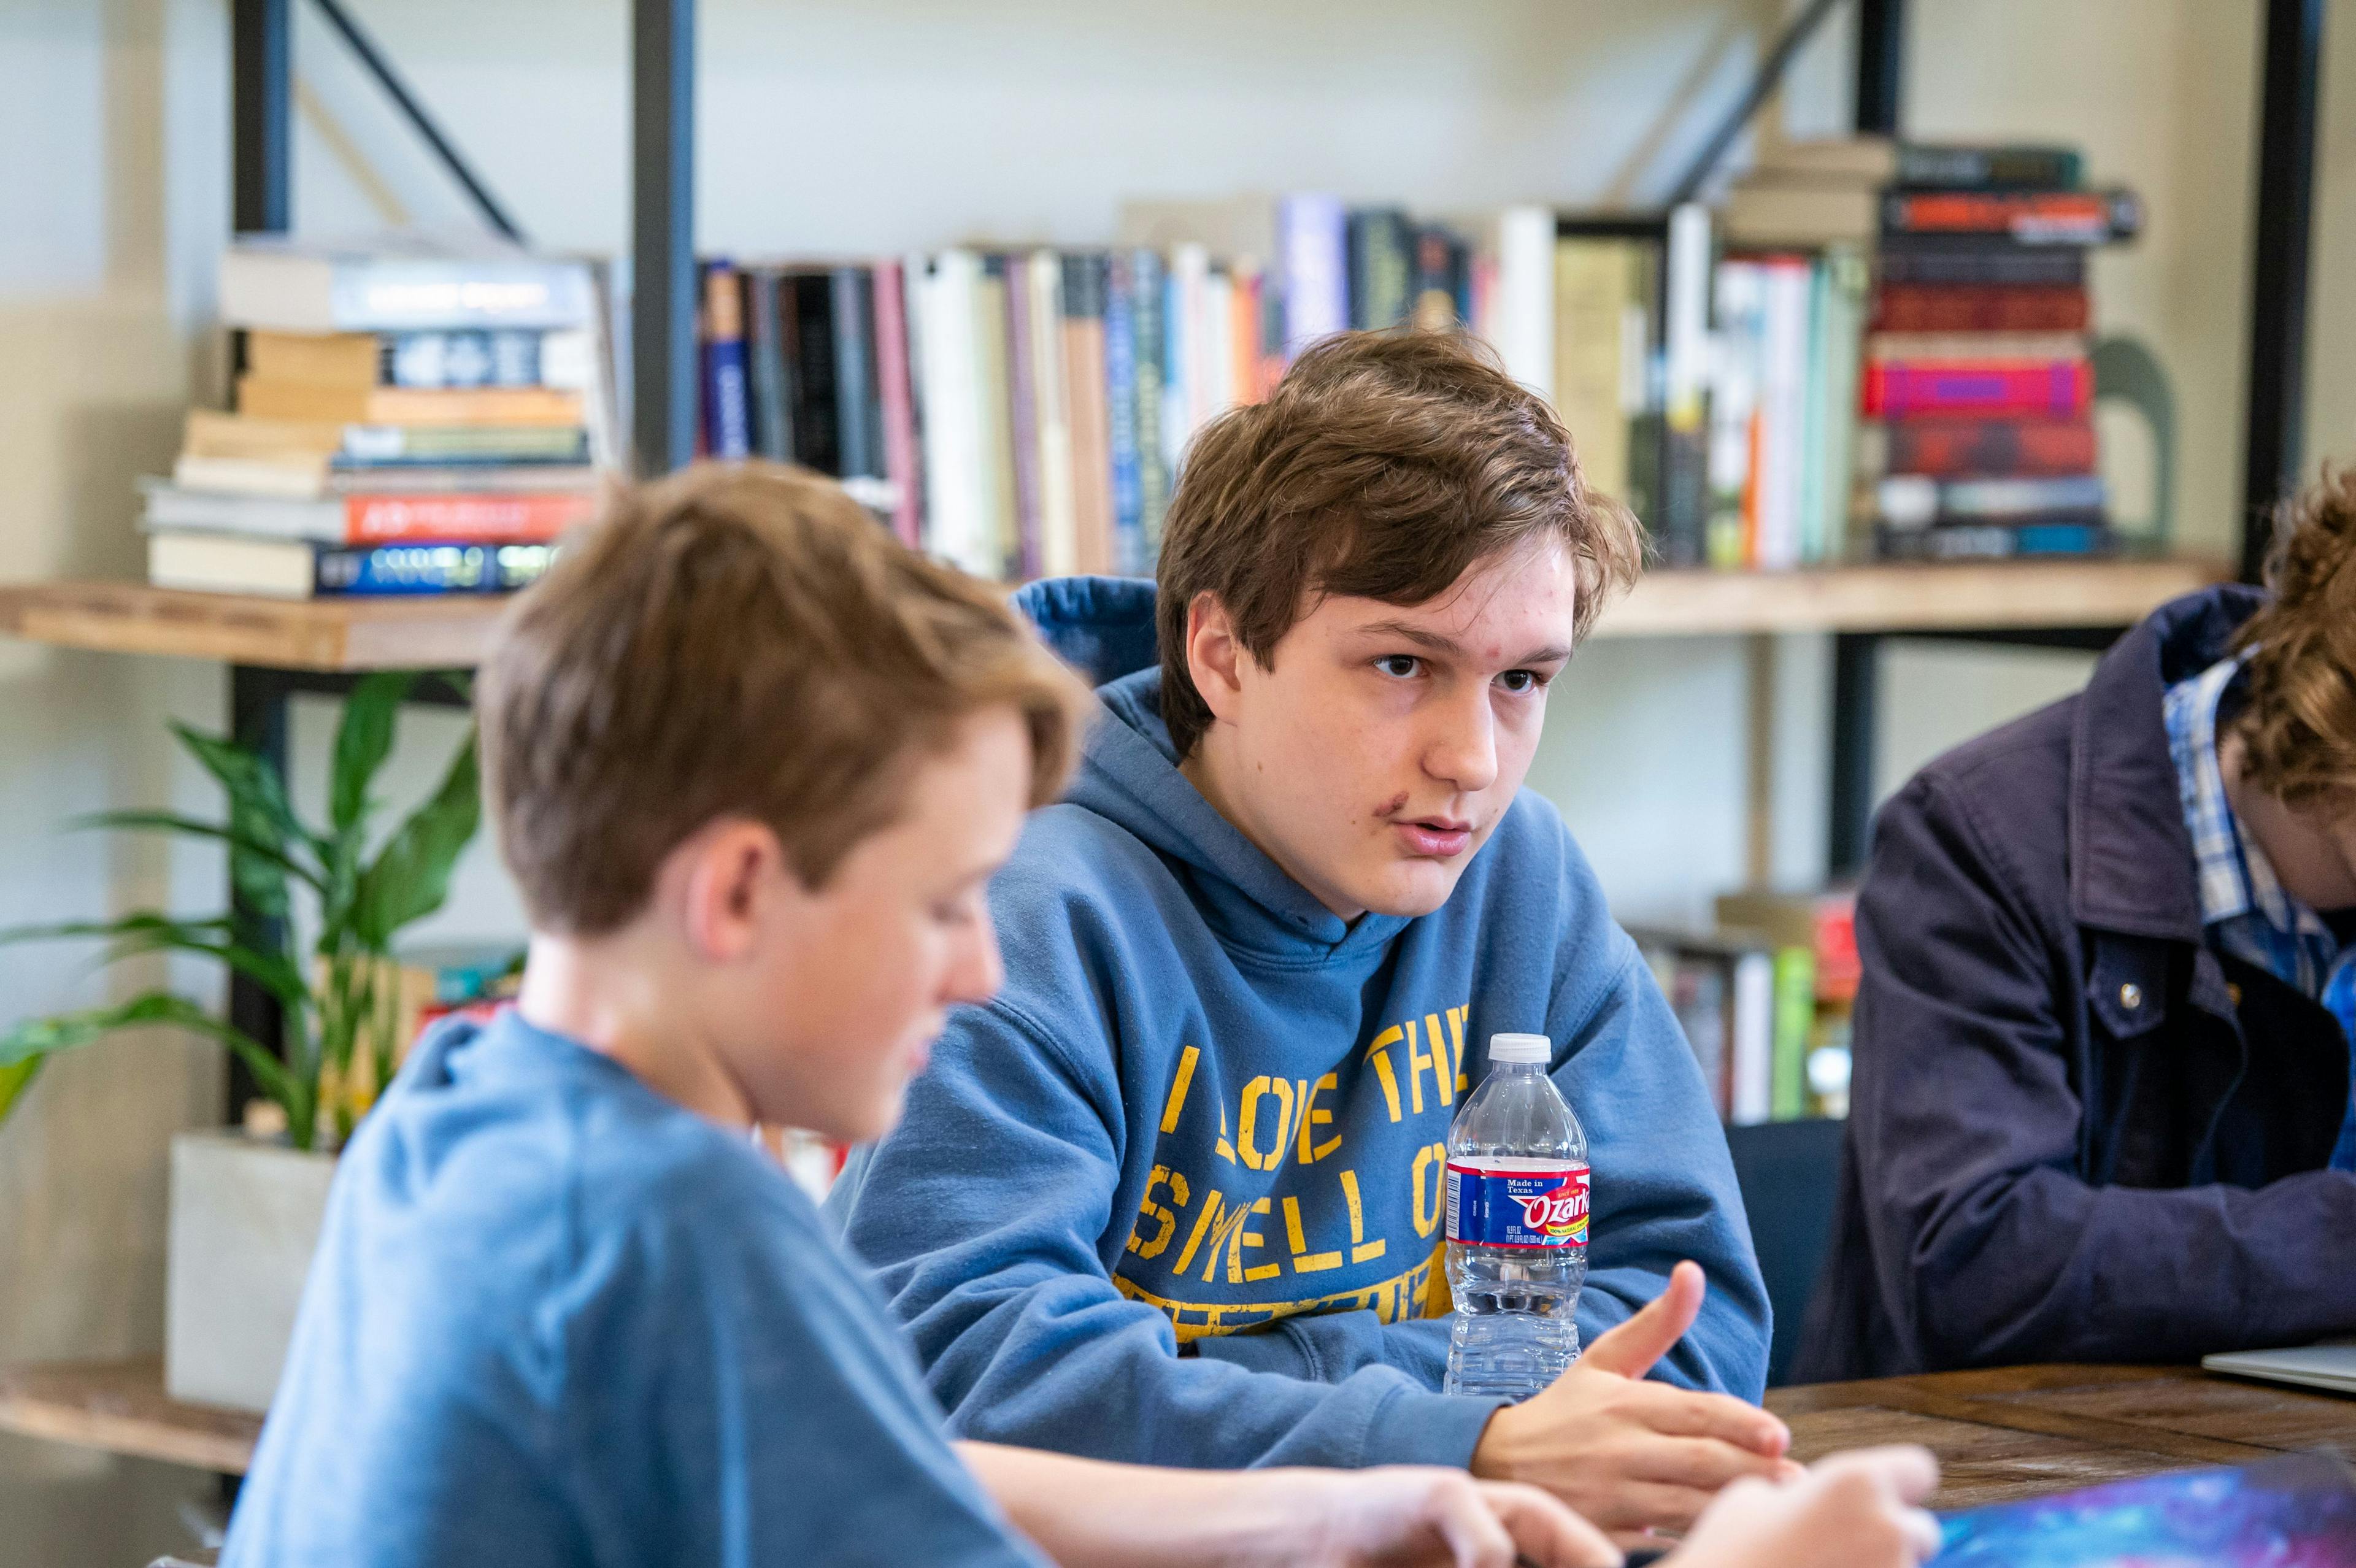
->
(2163, 654), (2342, 993)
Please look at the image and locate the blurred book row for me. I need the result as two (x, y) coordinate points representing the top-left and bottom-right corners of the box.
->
(1633, 888), (1860, 1126)
(136, 136), (2139, 599)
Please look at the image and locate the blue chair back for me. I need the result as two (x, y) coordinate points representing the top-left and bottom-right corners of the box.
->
(1724, 1117), (1846, 1387)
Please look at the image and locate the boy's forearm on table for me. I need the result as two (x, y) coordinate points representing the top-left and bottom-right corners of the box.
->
(956, 1442), (1317, 1568)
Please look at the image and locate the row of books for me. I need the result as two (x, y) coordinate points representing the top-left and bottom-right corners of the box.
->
(144, 237), (621, 598)
(1718, 137), (2135, 563)
(692, 192), (1503, 583)
(1633, 887), (1860, 1125)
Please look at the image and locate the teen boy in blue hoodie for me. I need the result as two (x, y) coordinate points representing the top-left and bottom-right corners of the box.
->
(220, 464), (1939, 1568)
(830, 332), (1783, 1539)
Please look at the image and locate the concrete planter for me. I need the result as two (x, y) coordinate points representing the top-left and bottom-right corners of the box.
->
(165, 1131), (336, 1414)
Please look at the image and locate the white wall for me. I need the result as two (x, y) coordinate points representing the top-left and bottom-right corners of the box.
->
(0, 0), (2345, 1556)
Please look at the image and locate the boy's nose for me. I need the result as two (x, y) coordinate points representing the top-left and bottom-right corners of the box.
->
(1425, 697), (1499, 795)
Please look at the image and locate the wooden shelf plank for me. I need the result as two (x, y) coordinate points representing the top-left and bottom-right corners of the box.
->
(0, 582), (506, 672)
(0, 1358), (258, 1474)
(0, 559), (2236, 674)
(1593, 556), (2235, 639)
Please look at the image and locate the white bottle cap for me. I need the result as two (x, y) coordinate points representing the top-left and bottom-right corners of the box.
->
(1489, 1032), (1552, 1064)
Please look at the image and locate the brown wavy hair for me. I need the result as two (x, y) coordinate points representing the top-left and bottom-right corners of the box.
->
(2231, 467), (2356, 812)
(1154, 329), (1647, 758)
(481, 463), (1093, 934)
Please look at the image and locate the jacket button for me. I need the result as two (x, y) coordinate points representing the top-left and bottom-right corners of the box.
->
(2120, 982), (2143, 1010)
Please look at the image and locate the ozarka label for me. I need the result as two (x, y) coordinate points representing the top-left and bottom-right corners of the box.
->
(1444, 1158), (1590, 1249)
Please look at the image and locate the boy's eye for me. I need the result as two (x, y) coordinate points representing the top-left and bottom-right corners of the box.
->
(1497, 669), (1550, 694)
(1374, 655), (1423, 680)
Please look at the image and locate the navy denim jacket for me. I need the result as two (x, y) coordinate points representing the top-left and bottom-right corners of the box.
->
(1798, 586), (2356, 1381)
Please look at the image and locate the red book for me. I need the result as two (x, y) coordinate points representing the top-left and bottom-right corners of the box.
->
(1881, 188), (2141, 244)
(1871, 283), (2089, 334)
(345, 491), (596, 545)
(871, 258), (923, 550)
(1862, 360), (2091, 420)
(1885, 417), (2098, 477)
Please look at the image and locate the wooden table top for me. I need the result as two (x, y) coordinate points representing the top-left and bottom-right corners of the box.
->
(2, 1356), (2350, 1504)
(1769, 1362), (2356, 1510)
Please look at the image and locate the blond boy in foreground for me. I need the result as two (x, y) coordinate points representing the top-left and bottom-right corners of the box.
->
(221, 464), (1934, 1568)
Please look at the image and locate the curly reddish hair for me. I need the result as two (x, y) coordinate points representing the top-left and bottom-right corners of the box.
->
(2232, 467), (2356, 811)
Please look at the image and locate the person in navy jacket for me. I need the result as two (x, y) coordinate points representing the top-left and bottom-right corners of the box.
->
(1802, 475), (2356, 1381)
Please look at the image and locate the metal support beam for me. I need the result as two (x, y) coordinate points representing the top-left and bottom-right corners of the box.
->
(1854, 0), (1905, 137)
(308, 0), (526, 243)
(224, 665), (290, 1120)
(2241, 0), (2325, 580)
(1827, 634), (1881, 878)
(1827, 0), (1903, 880)
(1668, 0), (1847, 207)
(231, 0), (291, 233)
(633, 0), (698, 476)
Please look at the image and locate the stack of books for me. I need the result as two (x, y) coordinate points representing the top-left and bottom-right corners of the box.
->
(1861, 145), (2138, 561)
(1631, 885), (1860, 1126)
(1703, 140), (1882, 571)
(145, 237), (619, 599)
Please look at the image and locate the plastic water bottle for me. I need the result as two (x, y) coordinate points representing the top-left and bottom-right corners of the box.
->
(1442, 1032), (1590, 1401)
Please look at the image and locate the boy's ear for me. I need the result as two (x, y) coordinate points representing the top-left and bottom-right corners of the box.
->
(677, 818), (790, 961)
(1185, 591), (1247, 723)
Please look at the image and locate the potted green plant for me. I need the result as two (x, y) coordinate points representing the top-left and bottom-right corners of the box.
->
(0, 672), (486, 1411)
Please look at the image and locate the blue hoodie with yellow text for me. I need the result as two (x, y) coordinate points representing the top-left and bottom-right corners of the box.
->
(827, 578), (1768, 1471)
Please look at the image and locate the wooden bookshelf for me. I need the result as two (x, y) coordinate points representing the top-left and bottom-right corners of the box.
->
(0, 1358), (258, 1474)
(0, 559), (2235, 670)
(1592, 555), (2235, 639)
(0, 581), (505, 672)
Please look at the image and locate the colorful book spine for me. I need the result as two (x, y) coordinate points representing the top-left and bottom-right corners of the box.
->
(345, 491), (595, 544)
(1881, 188), (2141, 245)
(1347, 207), (1414, 331)
(1028, 251), (1078, 580)
(334, 425), (590, 466)
(746, 268), (794, 461)
(1004, 253), (1045, 580)
(1060, 254), (1115, 576)
(1129, 249), (1169, 563)
(1876, 242), (2087, 288)
(1871, 283), (2090, 334)
(1895, 143), (2084, 190)
(831, 267), (882, 483)
(701, 263), (752, 461)
(871, 258), (923, 548)
(1769, 947), (1815, 1123)
(1874, 521), (2112, 561)
(317, 540), (557, 595)
(1884, 417), (2097, 477)
(1278, 193), (1349, 355)
(788, 272), (842, 474)
(1861, 359), (2092, 419)
(1103, 252), (1144, 574)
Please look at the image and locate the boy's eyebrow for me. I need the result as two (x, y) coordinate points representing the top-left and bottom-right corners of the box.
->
(1358, 619), (1574, 666)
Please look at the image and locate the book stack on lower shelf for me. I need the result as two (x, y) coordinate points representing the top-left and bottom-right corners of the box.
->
(1633, 886), (1859, 1126)
(144, 236), (622, 601)
(1861, 144), (2136, 562)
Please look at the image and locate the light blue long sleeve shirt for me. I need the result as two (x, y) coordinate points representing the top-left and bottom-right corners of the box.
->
(225, 1010), (1042, 1568)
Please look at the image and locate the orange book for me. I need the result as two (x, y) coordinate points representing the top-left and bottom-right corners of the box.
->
(344, 490), (596, 544)
(237, 376), (583, 427)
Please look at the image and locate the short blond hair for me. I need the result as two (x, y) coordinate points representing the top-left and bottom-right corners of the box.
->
(480, 463), (1093, 934)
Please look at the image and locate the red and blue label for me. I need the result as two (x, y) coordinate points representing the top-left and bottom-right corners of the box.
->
(1444, 1159), (1590, 1249)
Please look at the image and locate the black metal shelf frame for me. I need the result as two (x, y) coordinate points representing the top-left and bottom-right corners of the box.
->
(214, 0), (2325, 1088)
